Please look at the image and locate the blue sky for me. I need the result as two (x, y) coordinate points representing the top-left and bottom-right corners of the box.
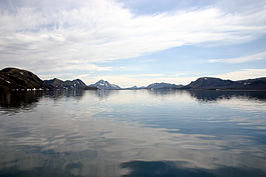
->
(0, 0), (266, 87)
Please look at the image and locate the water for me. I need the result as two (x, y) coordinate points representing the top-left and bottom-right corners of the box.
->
(0, 89), (266, 177)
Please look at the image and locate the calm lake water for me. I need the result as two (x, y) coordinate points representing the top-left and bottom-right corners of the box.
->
(0, 89), (266, 177)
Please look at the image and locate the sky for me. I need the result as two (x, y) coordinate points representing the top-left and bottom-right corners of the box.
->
(0, 0), (266, 87)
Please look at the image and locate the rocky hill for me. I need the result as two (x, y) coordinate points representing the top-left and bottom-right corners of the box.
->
(44, 78), (95, 90)
(235, 77), (266, 90)
(0, 67), (97, 91)
(0, 67), (51, 91)
(183, 77), (266, 90)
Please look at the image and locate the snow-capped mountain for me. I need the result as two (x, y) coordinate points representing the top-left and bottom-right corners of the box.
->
(88, 80), (120, 90)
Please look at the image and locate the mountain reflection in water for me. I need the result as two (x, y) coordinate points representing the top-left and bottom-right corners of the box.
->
(0, 89), (266, 177)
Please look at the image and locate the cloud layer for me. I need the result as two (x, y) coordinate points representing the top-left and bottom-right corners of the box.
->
(208, 51), (266, 63)
(0, 0), (266, 74)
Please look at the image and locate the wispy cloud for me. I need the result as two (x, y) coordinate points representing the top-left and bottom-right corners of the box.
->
(214, 69), (266, 81)
(208, 51), (266, 63)
(0, 0), (266, 74)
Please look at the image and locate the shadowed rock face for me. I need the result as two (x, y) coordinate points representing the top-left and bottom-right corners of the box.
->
(0, 67), (50, 91)
(0, 67), (98, 91)
(184, 77), (266, 90)
(235, 77), (266, 90)
(44, 78), (92, 89)
(184, 77), (235, 89)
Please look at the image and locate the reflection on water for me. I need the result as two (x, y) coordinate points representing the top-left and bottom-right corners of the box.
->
(147, 89), (266, 102)
(187, 90), (266, 102)
(0, 90), (266, 177)
(0, 91), (42, 108)
(0, 90), (85, 108)
(121, 160), (266, 177)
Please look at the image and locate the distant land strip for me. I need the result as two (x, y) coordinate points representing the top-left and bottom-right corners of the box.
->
(0, 67), (266, 91)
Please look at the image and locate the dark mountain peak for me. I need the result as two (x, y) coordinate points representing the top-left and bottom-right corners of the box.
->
(74, 79), (83, 82)
(45, 78), (87, 89)
(0, 67), (49, 90)
(185, 77), (234, 89)
(195, 77), (231, 81)
(1, 67), (38, 78)
(96, 79), (109, 84)
(51, 78), (62, 81)
(184, 76), (266, 90)
(1, 67), (16, 72)
(44, 78), (64, 86)
(1, 67), (26, 72)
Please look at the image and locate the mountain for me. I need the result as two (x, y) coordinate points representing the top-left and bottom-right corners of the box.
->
(184, 77), (235, 89)
(44, 78), (65, 88)
(130, 86), (138, 89)
(1, 67), (265, 91)
(184, 77), (266, 90)
(0, 67), (97, 91)
(44, 78), (93, 89)
(0, 67), (51, 91)
(235, 77), (266, 90)
(88, 80), (120, 90)
(123, 86), (146, 90)
(64, 79), (87, 89)
(146, 82), (183, 89)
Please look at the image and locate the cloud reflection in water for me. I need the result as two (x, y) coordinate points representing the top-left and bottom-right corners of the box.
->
(0, 89), (266, 177)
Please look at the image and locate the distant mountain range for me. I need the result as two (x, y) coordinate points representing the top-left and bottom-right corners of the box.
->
(146, 83), (183, 89)
(44, 78), (87, 89)
(0, 67), (266, 91)
(44, 78), (98, 90)
(0, 67), (98, 91)
(184, 77), (266, 90)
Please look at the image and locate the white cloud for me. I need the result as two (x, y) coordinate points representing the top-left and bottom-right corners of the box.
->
(214, 69), (266, 81)
(0, 0), (266, 73)
(208, 51), (266, 63)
